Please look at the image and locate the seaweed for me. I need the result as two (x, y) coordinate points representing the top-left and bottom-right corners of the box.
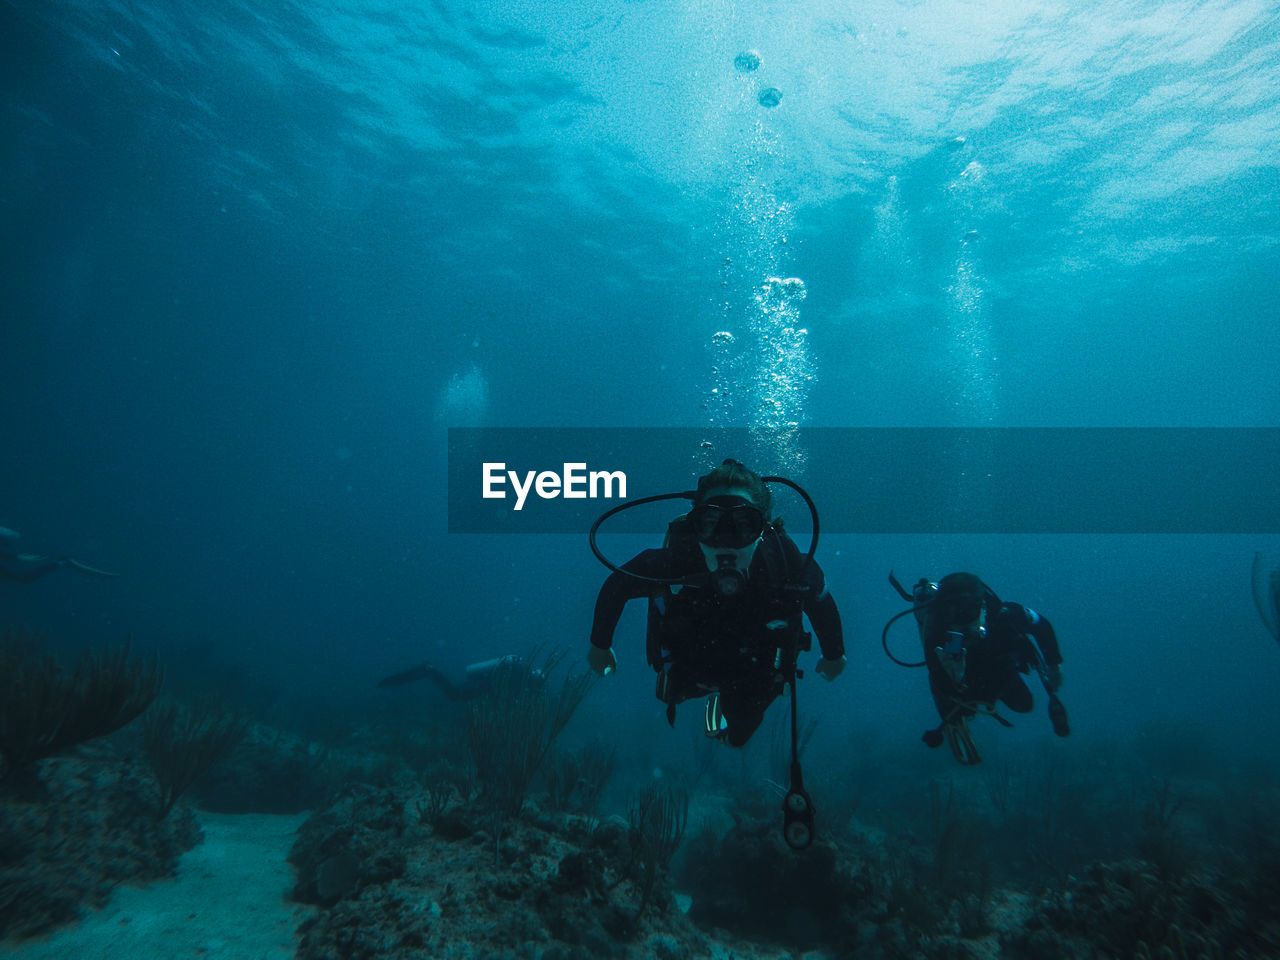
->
(0, 632), (161, 787)
(467, 650), (595, 858)
(142, 697), (249, 818)
(622, 780), (689, 921)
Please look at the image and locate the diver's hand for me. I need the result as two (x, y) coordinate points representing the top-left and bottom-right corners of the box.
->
(815, 655), (846, 682)
(586, 645), (616, 677)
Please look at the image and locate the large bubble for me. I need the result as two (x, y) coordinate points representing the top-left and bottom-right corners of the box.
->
(761, 276), (806, 304)
(734, 50), (761, 72)
(757, 87), (782, 108)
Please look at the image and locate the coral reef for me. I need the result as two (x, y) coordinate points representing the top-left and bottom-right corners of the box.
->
(0, 747), (199, 940)
(5, 704), (1278, 959)
(277, 697), (1280, 960)
(3, 627), (1277, 960)
(289, 781), (714, 960)
(677, 796), (996, 960)
(1002, 859), (1280, 960)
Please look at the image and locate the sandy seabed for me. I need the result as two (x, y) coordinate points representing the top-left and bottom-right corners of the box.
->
(0, 811), (314, 960)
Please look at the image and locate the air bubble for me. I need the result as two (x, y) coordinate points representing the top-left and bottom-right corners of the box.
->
(762, 276), (806, 301)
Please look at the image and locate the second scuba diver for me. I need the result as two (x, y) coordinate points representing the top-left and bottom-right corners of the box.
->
(891, 571), (1068, 765)
(376, 654), (544, 701)
(0, 526), (119, 582)
(585, 459), (846, 747)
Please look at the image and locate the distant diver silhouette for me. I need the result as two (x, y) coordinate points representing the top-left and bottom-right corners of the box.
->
(376, 655), (543, 701)
(1252, 552), (1279, 643)
(0, 526), (119, 582)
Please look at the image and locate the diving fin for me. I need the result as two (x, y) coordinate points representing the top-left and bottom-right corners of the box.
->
(65, 557), (120, 577)
(1031, 644), (1071, 737)
(1048, 692), (1071, 737)
(944, 718), (982, 765)
(704, 694), (727, 739)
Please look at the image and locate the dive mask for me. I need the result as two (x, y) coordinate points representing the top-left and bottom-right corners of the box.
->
(690, 496), (765, 550)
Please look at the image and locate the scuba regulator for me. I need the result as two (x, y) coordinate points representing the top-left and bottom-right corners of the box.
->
(708, 552), (749, 598)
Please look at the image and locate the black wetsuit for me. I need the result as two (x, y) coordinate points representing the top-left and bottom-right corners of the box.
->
(589, 521), (843, 747)
(923, 602), (1061, 723)
(0, 553), (64, 583)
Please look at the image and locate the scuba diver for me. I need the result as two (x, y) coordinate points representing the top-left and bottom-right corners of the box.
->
(376, 654), (543, 701)
(885, 571), (1068, 765)
(0, 526), (119, 582)
(585, 459), (845, 748)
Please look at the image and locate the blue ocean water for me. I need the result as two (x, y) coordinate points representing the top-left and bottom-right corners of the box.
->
(2, 0), (1279, 809)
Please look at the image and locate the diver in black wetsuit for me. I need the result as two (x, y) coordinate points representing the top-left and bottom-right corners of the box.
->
(585, 459), (845, 748)
(911, 572), (1067, 764)
(0, 526), (118, 582)
(376, 654), (542, 701)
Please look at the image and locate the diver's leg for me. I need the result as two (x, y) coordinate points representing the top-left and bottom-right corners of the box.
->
(655, 661), (692, 703)
(376, 662), (433, 689)
(717, 687), (772, 747)
(998, 673), (1034, 713)
(421, 666), (469, 701)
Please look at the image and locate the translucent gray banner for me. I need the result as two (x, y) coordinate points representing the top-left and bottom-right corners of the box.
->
(447, 428), (1280, 534)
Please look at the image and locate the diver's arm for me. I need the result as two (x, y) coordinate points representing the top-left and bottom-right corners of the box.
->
(588, 549), (667, 650)
(1006, 603), (1062, 666)
(806, 589), (845, 661)
(801, 562), (845, 660)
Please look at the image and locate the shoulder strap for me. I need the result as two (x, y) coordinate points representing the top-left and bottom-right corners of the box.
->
(759, 524), (811, 602)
